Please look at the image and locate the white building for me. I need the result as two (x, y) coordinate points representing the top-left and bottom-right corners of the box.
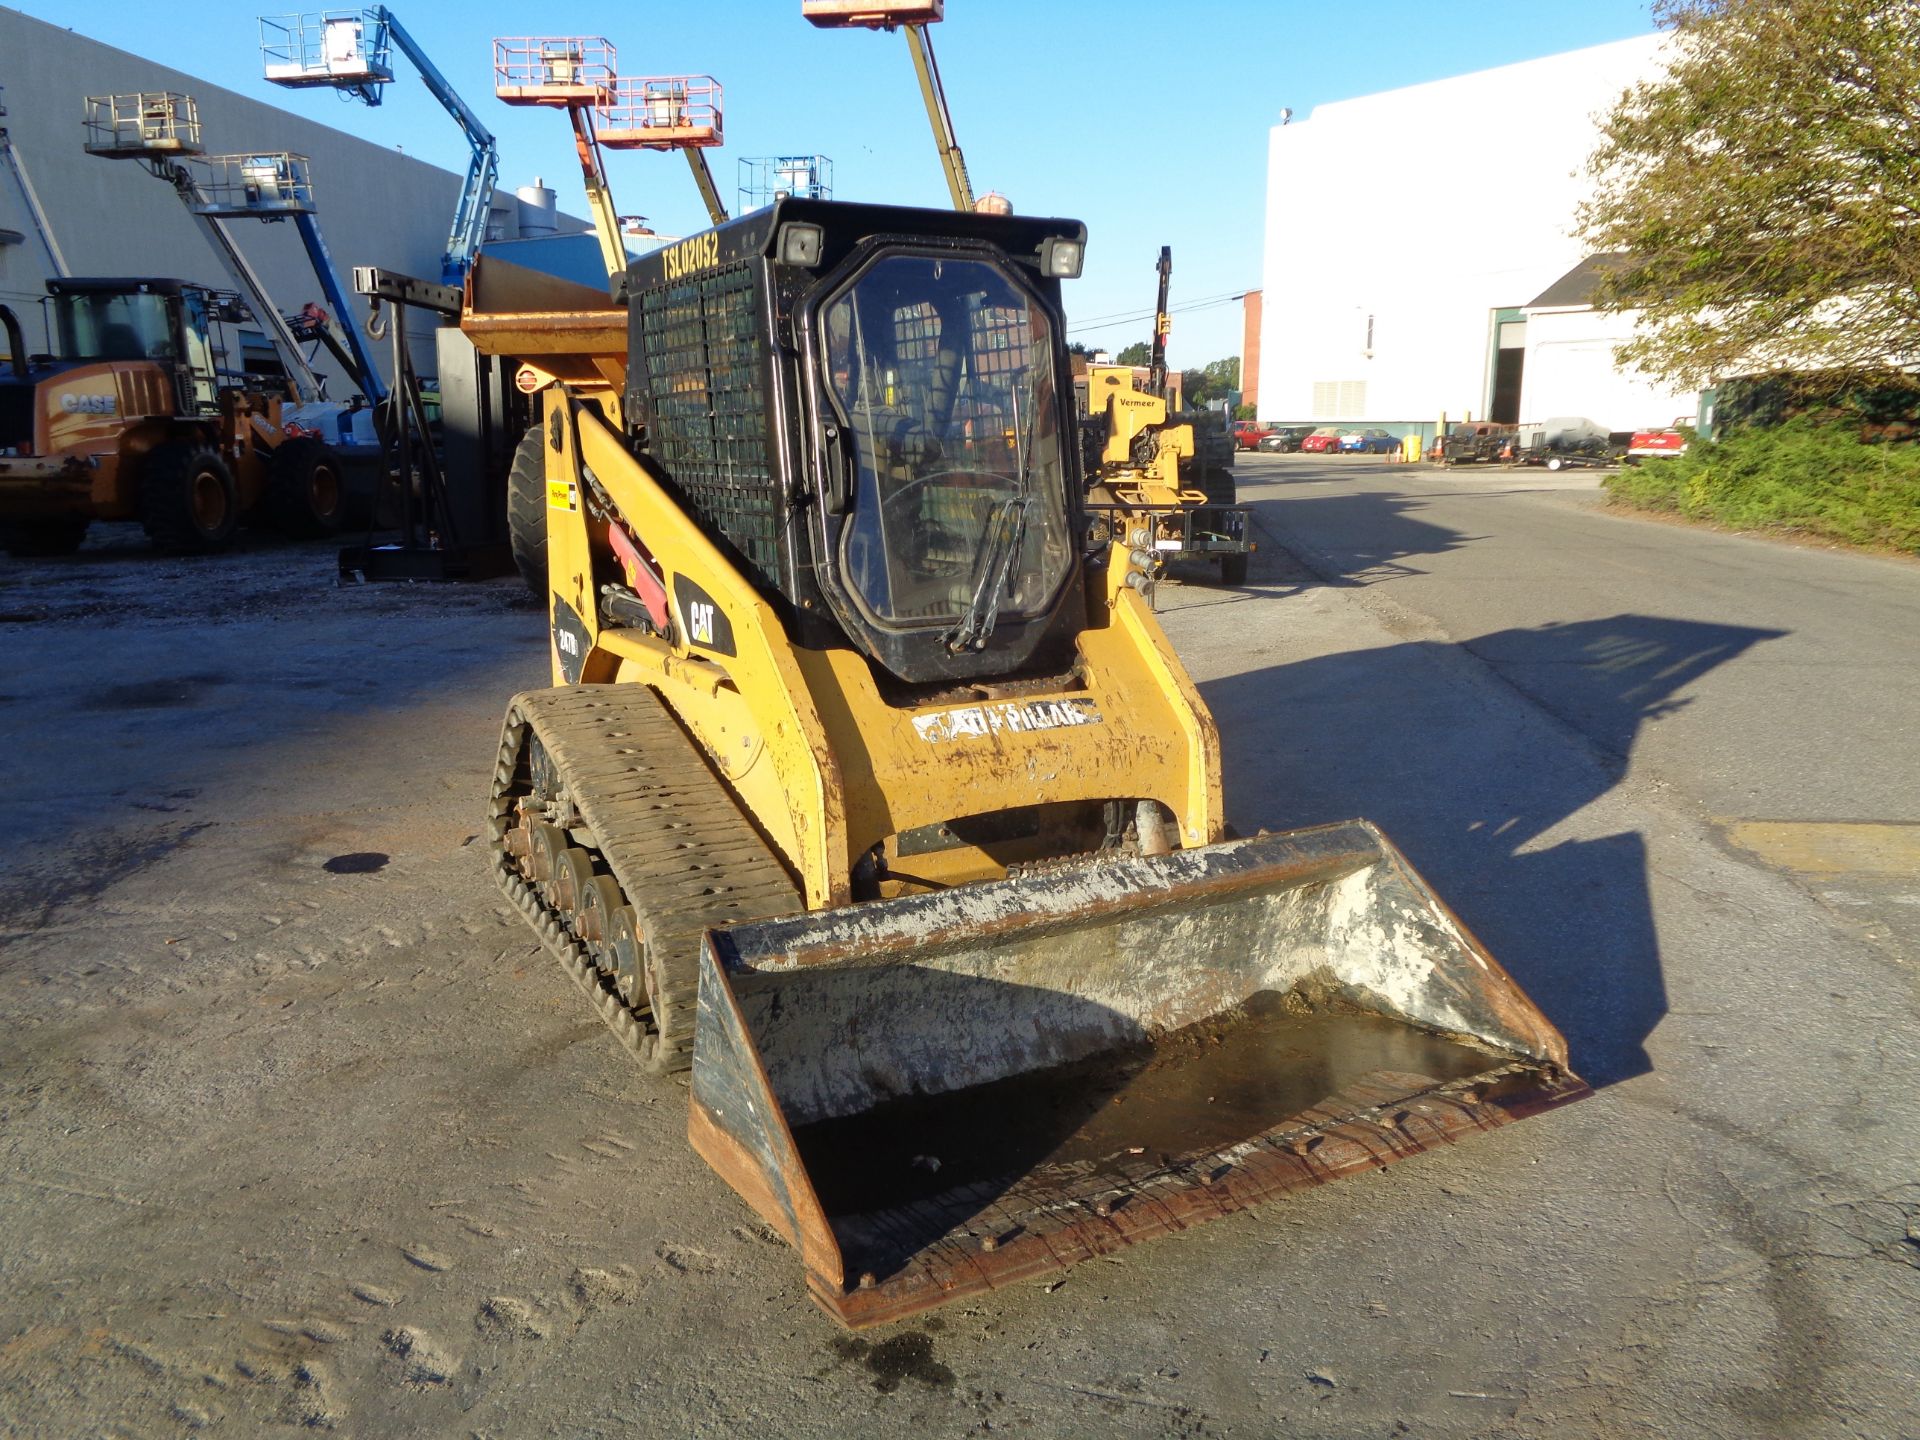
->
(1519, 254), (1695, 434)
(1258, 33), (1697, 435)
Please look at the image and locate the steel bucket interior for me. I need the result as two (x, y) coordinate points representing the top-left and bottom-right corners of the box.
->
(689, 820), (1587, 1327)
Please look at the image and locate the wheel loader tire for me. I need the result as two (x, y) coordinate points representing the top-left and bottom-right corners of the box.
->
(140, 442), (238, 554)
(1219, 552), (1249, 585)
(0, 517), (89, 557)
(261, 436), (345, 537)
(507, 423), (547, 598)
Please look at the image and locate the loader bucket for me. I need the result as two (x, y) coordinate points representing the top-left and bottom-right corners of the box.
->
(689, 820), (1587, 1328)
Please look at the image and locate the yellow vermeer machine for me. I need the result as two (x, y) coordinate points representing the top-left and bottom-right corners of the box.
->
(462, 196), (1586, 1328)
(1081, 246), (1251, 586)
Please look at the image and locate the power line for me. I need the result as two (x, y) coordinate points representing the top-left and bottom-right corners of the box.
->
(1067, 288), (1251, 327)
(1068, 292), (1250, 336)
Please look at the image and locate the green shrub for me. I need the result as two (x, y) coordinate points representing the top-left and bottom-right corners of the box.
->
(1604, 419), (1920, 553)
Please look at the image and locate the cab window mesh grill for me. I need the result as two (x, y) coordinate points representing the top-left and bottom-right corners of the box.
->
(635, 264), (779, 582)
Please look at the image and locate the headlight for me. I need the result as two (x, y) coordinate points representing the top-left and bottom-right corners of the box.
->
(777, 222), (824, 267)
(1039, 236), (1084, 279)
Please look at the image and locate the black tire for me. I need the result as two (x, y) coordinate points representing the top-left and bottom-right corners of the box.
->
(1197, 464), (1236, 508)
(507, 423), (548, 598)
(0, 517), (89, 557)
(1197, 465), (1249, 586)
(261, 436), (345, 537)
(139, 442), (237, 554)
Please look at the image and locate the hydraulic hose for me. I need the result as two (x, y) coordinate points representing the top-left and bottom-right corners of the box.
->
(0, 303), (26, 378)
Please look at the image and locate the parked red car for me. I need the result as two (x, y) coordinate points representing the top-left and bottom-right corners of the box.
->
(1626, 420), (1693, 462)
(1231, 420), (1277, 451)
(1299, 426), (1344, 454)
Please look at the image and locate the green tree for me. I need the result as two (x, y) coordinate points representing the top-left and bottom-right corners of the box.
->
(1577, 0), (1920, 389)
(1180, 357), (1241, 409)
(1204, 357), (1240, 393)
(1114, 341), (1153, 366)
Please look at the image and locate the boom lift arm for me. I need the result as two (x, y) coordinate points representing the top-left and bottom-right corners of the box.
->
(376, 9), (499, 284)
(902, 23), (972, 212)
(494, 41), (729, 279)
(568, 105), (628, 279)
(803, 3), (973, 212)
(1148, 244), (1172, 399)
(290, 210), (389, 402)
(260, 8), (500, 285)
(0, 87), (68, 277)
(682, 148), (729, 228)
(161, 161), (325, 403)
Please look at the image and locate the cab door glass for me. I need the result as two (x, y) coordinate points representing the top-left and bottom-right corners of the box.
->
(820, 254), (1070, 630)
(177, 291), (219, 413)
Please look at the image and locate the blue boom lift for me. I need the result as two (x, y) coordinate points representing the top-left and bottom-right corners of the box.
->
(260, 8), (499, 286)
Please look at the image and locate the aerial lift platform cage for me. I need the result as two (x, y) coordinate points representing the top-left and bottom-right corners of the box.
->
(493, 38), (616, 106)
(82, 93), (204, 159)
(738, 155), (832, 211)
(259, 11), (395, 97)
(188, 153), (318, 217)
(596, 76), (723, 150)
(801, 0), (943, 26)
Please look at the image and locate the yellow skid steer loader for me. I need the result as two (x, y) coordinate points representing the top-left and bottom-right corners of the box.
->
(463, 199), (1585, 1328)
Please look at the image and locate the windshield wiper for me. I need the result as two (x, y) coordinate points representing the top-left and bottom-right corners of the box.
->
(943, 494), (1033, 653)
(943, 376), (1043, 653)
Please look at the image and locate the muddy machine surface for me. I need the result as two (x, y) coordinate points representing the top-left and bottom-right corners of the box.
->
(464, 197), (1586, 1326)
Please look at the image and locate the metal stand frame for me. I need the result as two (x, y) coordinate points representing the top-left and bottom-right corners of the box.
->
(337, 267), (513, 582)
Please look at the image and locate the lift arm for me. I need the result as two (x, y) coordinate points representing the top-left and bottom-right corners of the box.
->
(1148, 245), (1171, 400)
(291, 211), (389, 402)
(684, 149), (729, 228)
(0, 119), (68, 276)
(902, 24), (972, 213)
(372, 7), (499, 285)
(163, 161), (324, 403)
(567, 105), (629, 281)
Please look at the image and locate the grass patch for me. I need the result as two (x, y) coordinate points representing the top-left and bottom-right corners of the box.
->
(1605, 419), (1920, 554)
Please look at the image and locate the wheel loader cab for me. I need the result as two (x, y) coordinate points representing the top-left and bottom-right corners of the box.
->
(45, 279), (223, 416)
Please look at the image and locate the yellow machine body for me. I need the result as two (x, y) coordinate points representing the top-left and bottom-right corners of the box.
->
(542, 389), (1220, 910)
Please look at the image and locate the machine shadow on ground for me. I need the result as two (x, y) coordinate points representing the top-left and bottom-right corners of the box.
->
(1158, 485), (1480, 599)
(1242, 485), (1484, 587)
(1203, 613), (1786, 1087)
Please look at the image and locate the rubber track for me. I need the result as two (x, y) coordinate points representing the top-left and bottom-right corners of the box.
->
(488, 684), (801, 1071)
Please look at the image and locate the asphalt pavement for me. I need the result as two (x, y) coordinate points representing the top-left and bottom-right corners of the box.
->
(1229, 449), (1920, 961)
(0, 487), (1915, 1439)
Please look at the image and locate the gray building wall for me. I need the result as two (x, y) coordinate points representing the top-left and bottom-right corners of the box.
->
(0, 6), (583, 397)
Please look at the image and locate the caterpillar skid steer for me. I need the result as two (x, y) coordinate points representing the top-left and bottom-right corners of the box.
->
(462, 197), (1586, 1328)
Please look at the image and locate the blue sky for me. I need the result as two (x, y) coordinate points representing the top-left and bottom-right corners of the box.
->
(14, 0), (1659, 368)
